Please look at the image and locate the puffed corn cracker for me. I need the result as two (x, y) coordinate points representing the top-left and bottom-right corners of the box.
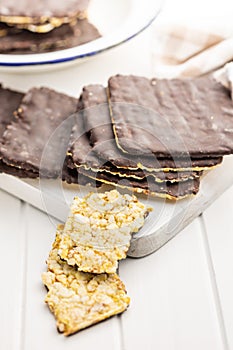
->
(42, 225), (130, 336)
(59, 190), (152, 273)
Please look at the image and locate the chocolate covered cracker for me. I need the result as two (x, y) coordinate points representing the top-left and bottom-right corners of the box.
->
(68, 82), (203, 199)
(74, 84), (220, 174)
(0, 20), (101, 54)
(69, 147), (202, 183)
(62, 156), (102, 187)
(108, 75), (233, 158)
(70, 126), (222, 174)
(0, 0), (89, 33)
(0, 87), (78, 177)
(78, 168), (200, 200)
(88, 163), (201, 182)
(69, 110), (201, 182)
(0, 85), (27, 177)
(0, 85), (23, 138)
(80, 84), (110, 146)
(0, 160), (38, 178)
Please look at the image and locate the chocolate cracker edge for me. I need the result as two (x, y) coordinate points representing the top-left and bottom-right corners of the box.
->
(107, 86), (129, 155)
(78, 168), (200, 200)
(0, 10), (88, 33)
(71, 158), (221, 173)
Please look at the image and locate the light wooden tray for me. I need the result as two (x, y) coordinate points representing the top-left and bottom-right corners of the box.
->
(1, 155), (232, 258)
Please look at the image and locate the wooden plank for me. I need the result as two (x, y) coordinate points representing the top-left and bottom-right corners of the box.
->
(119, 219), (224, 350)
(0, 190), (25, 350)
(22, 204), (122, 350)
(203, 184), (233, 349)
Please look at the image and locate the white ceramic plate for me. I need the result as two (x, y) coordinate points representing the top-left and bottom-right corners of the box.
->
(0, 0), (162, 71)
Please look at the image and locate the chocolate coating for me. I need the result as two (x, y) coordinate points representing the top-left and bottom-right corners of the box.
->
(74, 84), (222, 172)
(0, 85), (30, 180)
(0, 160), (38, 178)
(0, 87), (78, 176)
(78, 167), (200, 199)
(0, 20), (100, 54)
(108, 74), (233, 158)
(62, 156), (101, 187)
(0, 85), (23, 138)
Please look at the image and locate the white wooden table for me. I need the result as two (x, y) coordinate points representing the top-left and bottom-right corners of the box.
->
(1, 185), (233, 350)
(1, 1), (233, 349)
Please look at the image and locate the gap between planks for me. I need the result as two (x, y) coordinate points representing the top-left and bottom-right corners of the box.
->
(199, 215), (229, 350)
(13, 201), (28, 350)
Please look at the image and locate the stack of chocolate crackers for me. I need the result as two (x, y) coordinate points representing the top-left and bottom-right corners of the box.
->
(66, 74), (233, 199)
(0, 0), (100, 54)
(0, 86), (79, 178)
(0, 74), (233, 200)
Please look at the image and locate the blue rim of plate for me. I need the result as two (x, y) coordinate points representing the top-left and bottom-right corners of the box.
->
(0, 1), (162, 67)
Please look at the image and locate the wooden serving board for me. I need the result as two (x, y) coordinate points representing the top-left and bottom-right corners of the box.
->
(1, 155), (232, 258)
